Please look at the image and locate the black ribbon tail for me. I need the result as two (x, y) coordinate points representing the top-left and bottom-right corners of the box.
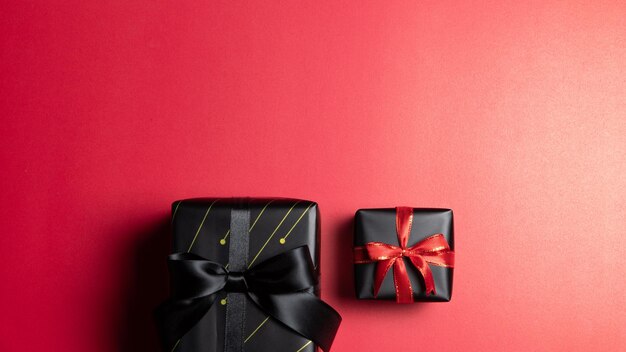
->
(155, 294), (218, 350)
(248, 292), (342, 352)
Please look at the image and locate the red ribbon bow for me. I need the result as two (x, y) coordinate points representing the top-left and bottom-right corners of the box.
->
(354, 207), (455, 303)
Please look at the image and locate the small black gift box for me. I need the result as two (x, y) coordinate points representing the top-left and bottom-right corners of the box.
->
(157, 198), (340, 352)
(353, 207), (455, 303)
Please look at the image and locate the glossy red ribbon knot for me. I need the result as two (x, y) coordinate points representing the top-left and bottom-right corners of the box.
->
(354, 207), (455, 303)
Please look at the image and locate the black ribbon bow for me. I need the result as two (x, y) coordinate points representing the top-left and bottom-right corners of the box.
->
(156, 246), (341, 352)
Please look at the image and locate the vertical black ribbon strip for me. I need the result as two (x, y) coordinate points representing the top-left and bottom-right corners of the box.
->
(224, 199), (250, 352)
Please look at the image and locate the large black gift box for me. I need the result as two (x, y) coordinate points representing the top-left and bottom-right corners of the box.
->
(354, 208), (455, 302)
(161, 198), (334, 352)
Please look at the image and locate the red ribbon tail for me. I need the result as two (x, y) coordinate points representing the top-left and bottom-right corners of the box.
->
(373, 258), (395, 298)
(392, 258), (414, 303)
(409, 256), (436, 295)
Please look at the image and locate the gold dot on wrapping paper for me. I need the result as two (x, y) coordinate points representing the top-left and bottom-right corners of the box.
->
(220, 299), (227, 305)
(279, 238), (286, 244)
(219, 239), (226, 245)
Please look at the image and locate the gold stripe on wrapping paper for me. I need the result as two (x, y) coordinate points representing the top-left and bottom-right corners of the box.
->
(247, 201), (301, 269)
(187, 200), (219, 252)
(244, 316), (269, 343)
(171, 201), (182, 224)
(249, 200), (274, 232)
(170, 339), (181, 352)
(220, 200), (275, 245)
(295, 340), (312, 352)
(279, 203), (313, 244)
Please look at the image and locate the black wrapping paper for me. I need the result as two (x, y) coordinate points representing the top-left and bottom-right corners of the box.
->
(169, 198), (321, 352)
(354, 208), (454, 302)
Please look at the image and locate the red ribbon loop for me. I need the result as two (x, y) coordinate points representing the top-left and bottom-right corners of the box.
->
(354, 207), (455, 303)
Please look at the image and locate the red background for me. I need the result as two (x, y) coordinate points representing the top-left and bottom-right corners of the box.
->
(1, 1), (625, 351)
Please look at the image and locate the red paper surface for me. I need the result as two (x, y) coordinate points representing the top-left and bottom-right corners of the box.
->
(1, 1), (625, 351)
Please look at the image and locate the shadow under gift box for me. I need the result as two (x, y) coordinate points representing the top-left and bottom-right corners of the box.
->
(354, 208), (454, 302)
(168, 198), (321, 352)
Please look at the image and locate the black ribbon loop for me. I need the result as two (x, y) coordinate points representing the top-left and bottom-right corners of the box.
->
(156, 246), (341, 352)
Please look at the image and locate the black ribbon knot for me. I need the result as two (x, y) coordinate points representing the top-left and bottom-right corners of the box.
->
(224, 272), (248, 292)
